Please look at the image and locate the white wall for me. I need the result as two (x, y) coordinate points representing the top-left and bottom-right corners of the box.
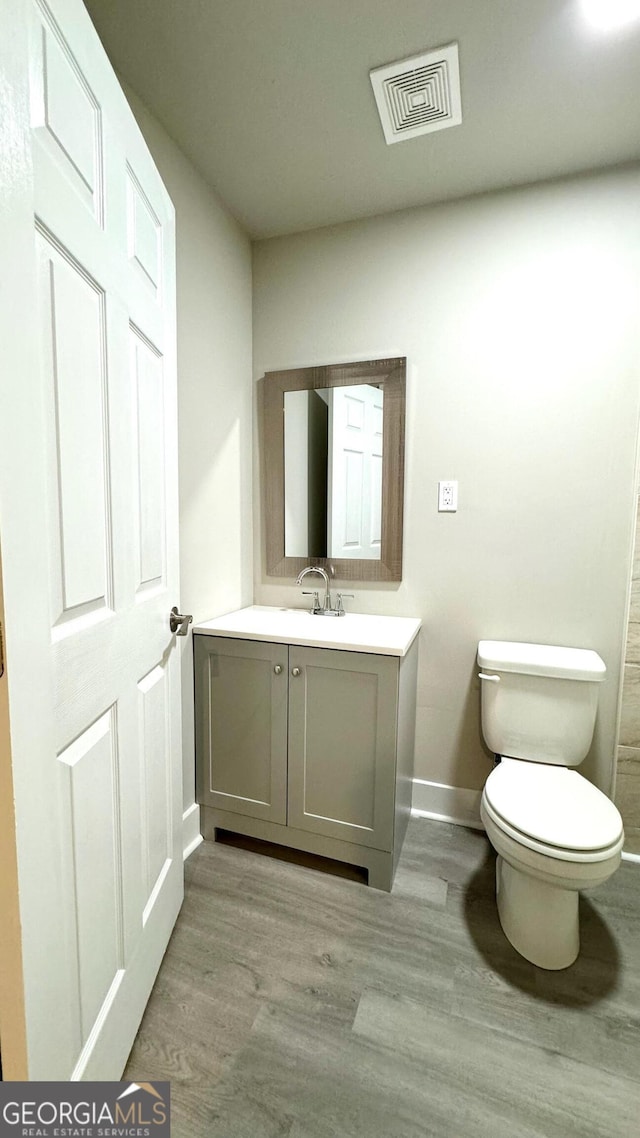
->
(284, 390), (310, 556)
(125, 89), (253, 828)
(253, 168), (640, 797)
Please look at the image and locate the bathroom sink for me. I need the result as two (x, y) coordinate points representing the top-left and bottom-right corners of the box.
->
(193, 605), (421, 657)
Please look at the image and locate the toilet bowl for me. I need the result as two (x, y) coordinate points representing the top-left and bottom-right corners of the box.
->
(477, 640), (624, 970)
(481, 758), (623, 969)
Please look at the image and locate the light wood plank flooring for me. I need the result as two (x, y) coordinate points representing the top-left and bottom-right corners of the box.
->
(125, 820), (640, 1138)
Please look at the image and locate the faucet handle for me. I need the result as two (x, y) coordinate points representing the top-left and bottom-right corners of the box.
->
(302, 590), (320, 612)
(335, 592), (354, 614)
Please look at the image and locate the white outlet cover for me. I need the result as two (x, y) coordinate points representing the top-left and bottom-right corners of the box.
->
(438, 480), (458, 511)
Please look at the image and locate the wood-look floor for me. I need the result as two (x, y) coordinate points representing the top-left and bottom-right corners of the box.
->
(125, 820), (640, 1138)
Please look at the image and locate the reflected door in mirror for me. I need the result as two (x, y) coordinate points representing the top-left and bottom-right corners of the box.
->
(284, 384), (383, 560)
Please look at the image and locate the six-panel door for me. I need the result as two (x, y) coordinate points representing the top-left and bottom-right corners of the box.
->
(195, 636), (288, 823)
(287, 645), (397, 850)
(0, 0), (182, 1080)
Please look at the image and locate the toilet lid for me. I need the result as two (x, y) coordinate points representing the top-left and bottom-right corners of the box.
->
(484, 760), (623, 851)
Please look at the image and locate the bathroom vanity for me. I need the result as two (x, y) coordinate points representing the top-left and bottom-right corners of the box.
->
(194, 606), (421, 890)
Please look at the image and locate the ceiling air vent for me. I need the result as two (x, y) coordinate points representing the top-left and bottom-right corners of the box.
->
(370, 43), (462, 145)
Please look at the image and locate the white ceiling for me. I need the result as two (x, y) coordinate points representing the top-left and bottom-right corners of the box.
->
(83, 0), (640, 239)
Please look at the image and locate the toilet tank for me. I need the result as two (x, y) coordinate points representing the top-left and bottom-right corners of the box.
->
(477, 641), (606, 766)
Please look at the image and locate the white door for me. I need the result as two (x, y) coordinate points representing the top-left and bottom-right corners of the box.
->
(329, 384), (384, 559)
(0, 0), (182, 1079)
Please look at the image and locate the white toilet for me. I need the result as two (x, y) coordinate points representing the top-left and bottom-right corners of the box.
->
(477, 640), (624, 970)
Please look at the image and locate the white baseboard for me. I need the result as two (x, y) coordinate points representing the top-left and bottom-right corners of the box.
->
(411, 778), (483, 831)
(622, 849), (640, 865)
(182, 802), (203, 861)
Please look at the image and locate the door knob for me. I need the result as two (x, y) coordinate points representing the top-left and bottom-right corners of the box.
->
(274, 664), (283, 675)
(291, 667), (301, 677)
(170, 606), (193, 636)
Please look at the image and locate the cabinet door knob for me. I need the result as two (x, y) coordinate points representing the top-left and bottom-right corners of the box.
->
(291, 667), (301, 677)
(274, 664), (283, 675)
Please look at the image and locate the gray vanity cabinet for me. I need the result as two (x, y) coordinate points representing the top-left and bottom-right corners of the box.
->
(287, 645), (397, 851)
(194, 631), (418, 891)
(194, 636), (288, 824)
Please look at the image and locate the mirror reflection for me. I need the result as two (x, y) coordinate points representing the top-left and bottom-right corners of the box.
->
(284, 384), (384, 560)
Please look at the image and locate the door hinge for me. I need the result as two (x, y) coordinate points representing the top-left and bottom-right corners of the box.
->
(0, 619), (4, 678)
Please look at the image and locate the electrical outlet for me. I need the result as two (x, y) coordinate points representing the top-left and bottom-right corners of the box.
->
(438, 480), (458, 512)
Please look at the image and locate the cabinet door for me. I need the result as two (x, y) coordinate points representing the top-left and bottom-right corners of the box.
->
(195, 636), (288, 824)
(288, 646), (398, 850)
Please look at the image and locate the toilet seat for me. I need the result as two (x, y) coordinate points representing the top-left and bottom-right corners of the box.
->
(483, 758), (624, 864)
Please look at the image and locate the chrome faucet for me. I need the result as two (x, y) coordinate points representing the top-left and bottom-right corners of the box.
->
(295, 566), (353, 617)
(296, 565), (332, 613)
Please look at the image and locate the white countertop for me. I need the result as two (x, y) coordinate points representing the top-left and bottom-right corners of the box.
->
(193, 605), (422, 657)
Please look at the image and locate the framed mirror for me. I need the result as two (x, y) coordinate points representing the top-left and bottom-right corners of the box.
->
(262, 357), (406, 581)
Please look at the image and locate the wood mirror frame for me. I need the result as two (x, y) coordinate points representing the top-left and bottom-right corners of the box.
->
(262, 356), (406, 582)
